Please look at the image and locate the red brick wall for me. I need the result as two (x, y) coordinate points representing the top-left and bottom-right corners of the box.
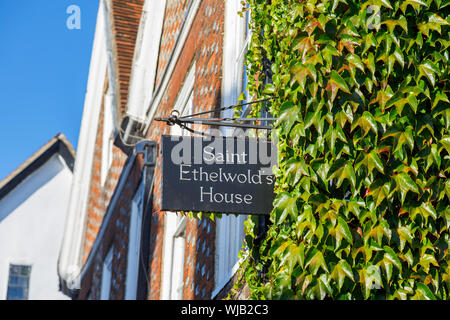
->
(82, 83), (106, 259)
(81, 0), (144, 267)
(78, 0), (226, 300)
(154, 0), (191, 88)
(79, 155), (143, 300)
(145, 0), (225, 300)
(76, 0), (144, 299)
(82, 79), (128, 262)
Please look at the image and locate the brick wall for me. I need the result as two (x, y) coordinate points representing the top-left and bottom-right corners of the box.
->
(145, 0), (225, 300)
(79, 155), (143, 299)
(82, 79), (128, 262)
(78, 0), (145, 291)
(154, 0), (191, 88)
(77, 0), (228, 300)
(82, 83), (106, 259)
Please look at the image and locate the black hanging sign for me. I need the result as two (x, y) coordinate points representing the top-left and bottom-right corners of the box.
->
(161, 135), (277, 215)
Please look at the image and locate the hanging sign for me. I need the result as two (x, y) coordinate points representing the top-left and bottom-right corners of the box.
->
(161, 135), (277, 215)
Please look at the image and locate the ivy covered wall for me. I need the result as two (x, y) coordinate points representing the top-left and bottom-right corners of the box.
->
(236, 0), (449, 299)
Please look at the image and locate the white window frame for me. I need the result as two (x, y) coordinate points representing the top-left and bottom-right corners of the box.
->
(127, 0), (167, 120)
(161, 64), (195, 300)
(100, 85), (115, 186)
(100, 247), (113, 300)
(235, 6), (251, 106)
(161, 212), (187, 300)
(213, 0), (250, 298)
(124, 183), (144, 300)
(170, 217), (187, 299)
(221, 1), (251, 123)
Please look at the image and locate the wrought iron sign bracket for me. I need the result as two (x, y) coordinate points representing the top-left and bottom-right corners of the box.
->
(135, 140), (157, 167)
(135, 140), (158, 212)
(154, 97), (277, 131)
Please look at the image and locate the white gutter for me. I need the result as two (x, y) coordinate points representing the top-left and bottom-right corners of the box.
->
(102, 0), (120, 128)
(58, 0), (142, 294)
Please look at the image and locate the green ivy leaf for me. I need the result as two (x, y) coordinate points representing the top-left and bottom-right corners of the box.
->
(326, 71), (351, 102)
(412, 283), (437, 300)
(393, 172), (420, 204)
(355, 150), (384, 175)
(418, 61), (441, 87)
(316, 273), (333, 299)
(292, 243), (306, 269)
(419, 253), (439, 274)
(332, 259), (355, 291)
(337, 217), (354, 245)
(397, 226), (414, 250)
(418, 13), (449, 36)
(383, 246), (402, 273)
(351, 111), (378, 137)
(402, 248), (414, 268)
(347, 54), (365, 72)
(432, 91), (449, 110)
(382, 127), (414, 155)
(276, 101), (300, 133)
(305, 249), (329, 275)
(368, 182), (391, 207)
(327, 159), (357, 189)
(286, 158), (309, 185)
(273, 192), (298, 224)
(400, 0), (428, 14)
(440, 135), (450, 154)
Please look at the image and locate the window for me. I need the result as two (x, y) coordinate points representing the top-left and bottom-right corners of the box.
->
(100, 247), (113, 300)
(169, 69), (194, 137)
(6, 264), (31, 300)
(169, 216), (187, 299)
(214, 0), (250, 297)
(235, 4), (251, 109)
(161, 65), (194, 299)
(222, 1), (251, 125)
(161, 211), (187, 300)
(125, 183), (144, 300)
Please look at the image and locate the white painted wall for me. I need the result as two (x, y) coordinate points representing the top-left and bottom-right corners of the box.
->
(0, 154), (72, 300)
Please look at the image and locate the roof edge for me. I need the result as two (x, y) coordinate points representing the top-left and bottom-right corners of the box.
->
(0, 133), (76, 201)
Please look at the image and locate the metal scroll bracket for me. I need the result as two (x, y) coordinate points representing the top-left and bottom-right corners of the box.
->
(154, 97), (277, 132)
(135, 140), (158, 209)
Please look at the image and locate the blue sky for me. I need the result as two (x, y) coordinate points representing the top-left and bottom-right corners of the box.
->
(0, 1), (99, 181)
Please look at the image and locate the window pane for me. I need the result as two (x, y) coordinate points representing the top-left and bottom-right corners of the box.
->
(20, 266), (31, 276)
(18, 277), (29, 287)
(7, 264), (31, 300)
(8, 276), (19, 287)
